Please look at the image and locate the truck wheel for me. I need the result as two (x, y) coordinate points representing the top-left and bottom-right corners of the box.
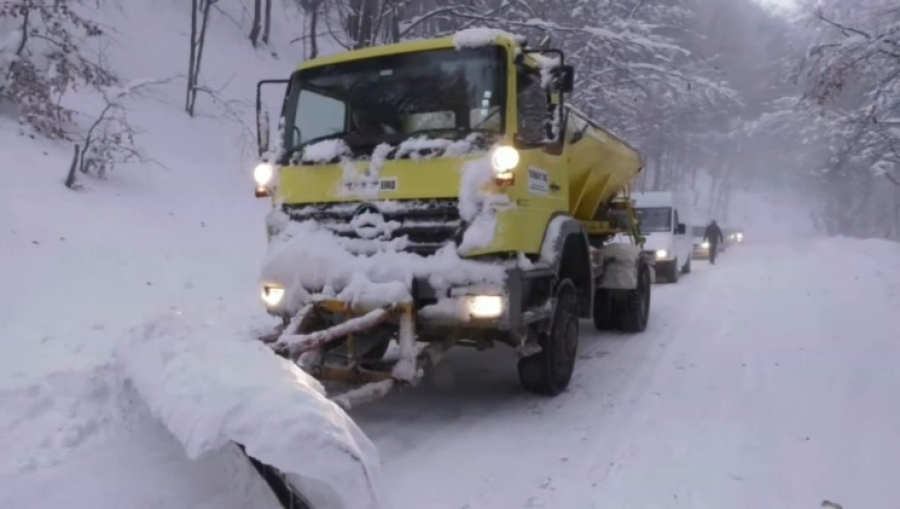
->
(668, 258), (679, 283)
(620, 265), (651, 333)
(681, 256), (692, 274)
(518, 279), (579, 396)
(592, 288), (619, 331)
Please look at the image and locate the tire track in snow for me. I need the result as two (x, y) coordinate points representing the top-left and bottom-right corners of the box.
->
(584, 250), (776, 505)
(351, 260), (722, 508)
(576, 260), (727, 491)
(588, 242), (900, 508)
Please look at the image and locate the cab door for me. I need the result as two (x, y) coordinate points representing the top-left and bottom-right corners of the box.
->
(511, 63), (567, 215)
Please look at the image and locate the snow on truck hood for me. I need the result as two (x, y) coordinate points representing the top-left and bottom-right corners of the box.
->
(117, 305), (388, 509)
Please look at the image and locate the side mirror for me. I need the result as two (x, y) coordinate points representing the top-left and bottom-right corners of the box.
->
(559, 65), (574, 93)
(676, 223), (686, 235)
(257, 109), (270, 156)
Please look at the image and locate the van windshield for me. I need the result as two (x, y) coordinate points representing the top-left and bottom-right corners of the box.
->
(636, 207), (672, 233)
(692, 226), (706, 237)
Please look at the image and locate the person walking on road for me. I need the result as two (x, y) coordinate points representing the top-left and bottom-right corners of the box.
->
(704, 220), (725, 264)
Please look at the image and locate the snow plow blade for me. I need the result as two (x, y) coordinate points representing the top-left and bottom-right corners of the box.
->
(261, 300), (453, 410)
(119, 309), (387, 509)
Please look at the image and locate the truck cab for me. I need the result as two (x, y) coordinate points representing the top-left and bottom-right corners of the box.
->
(249, 29), (652, 406)
(631, 191), (692, 283)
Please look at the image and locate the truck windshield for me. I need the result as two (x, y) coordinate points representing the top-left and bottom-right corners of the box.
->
(692, 226), (706, 237)
(635, 207), (672, 233)
(283, 46), (507, 159)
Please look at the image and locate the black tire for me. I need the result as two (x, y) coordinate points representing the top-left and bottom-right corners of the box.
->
(681, 256), (692, 274)
(668, 258), (679, 284)
(592, 288), (619, 331)
(620, 265), (651, 333)
(518, 279), (579, 396)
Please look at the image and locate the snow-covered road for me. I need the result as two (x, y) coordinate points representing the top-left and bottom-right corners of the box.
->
(351, 239), (900, 509)
(3, 238), (899, 508)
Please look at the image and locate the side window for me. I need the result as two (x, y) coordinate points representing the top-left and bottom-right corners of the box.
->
(295, 90), (346, 145)
(516, 70), (548, 144)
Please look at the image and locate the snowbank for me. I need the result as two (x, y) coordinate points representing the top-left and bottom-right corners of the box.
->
(119, 306), (388, 509)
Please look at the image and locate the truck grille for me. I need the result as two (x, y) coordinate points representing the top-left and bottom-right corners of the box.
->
(283, 199), (462, 255)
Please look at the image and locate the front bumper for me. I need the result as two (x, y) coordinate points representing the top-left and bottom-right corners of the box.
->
(692, 246), (710, 259)
(263, 265), (551, 333)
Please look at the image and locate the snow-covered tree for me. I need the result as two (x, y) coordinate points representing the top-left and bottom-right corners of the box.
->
(797, 0), (900, 239)
(0, 0), (114, 139)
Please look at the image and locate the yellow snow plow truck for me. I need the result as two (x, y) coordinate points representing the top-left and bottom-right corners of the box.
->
(252, 29), (651, 409)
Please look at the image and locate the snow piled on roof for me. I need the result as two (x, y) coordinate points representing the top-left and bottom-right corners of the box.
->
(453, 27), (525, 49)
(119, 306), (388, 509)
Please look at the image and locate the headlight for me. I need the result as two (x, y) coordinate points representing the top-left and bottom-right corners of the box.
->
(261, 284), (285, 307)
(736, 233), (743, 241)
(701, 241), (709, 249)
(468, 295), (503, 319)
(655, 249), (668, 259)
(490, 146), (519, 175)
(254, 162), (275, 186)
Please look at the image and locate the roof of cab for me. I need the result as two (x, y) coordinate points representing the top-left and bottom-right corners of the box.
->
(295, 33), (523, 72)
(631, 191), (675, 207)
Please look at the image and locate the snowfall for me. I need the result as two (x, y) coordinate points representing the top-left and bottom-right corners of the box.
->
(3, 2), (900, 509)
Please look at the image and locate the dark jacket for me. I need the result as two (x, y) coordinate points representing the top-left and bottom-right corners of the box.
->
(704, 223), (724, 245)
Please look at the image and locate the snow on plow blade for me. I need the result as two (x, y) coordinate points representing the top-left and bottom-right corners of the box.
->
(262, 299), (453, 410)
(118, 308), (388, 509)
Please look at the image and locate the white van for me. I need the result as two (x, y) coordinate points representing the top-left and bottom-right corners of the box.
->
(631, 191), (693, 283)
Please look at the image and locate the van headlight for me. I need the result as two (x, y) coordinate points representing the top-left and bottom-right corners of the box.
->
(655, 249), (668, 259)
(701, 241), (709, 249)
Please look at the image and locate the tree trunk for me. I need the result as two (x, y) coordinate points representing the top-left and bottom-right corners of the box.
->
(64, 144), (81, 189)
(308, 3), (320, 59)
(249, 0), (262, 46)
(262, 0), (272, 44)
(186, 0), (199, 114)
(187, 0), (216, 116)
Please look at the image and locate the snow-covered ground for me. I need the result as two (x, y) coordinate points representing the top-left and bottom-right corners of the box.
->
(352, 239), (900, 508)
(5, 228), (900, 508)
(2, 1), (389, 506)
(3, 1), (900, 508)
